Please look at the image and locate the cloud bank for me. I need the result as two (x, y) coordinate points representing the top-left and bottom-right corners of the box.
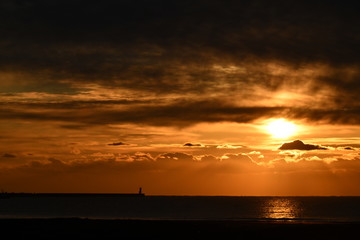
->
(1, 149), (359, 195)
(0, 0), (359, 127)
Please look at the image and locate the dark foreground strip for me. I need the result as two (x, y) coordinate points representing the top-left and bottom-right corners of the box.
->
(0, 218), (358, 239)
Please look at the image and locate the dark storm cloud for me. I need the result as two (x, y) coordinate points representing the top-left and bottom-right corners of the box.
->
(1, 0), (359, 125)
(1, 0), (359, 94)
(2, 0), (358, 64)
(279, 140), (327, 151)
(1, 99), (359, 126)
(0, 99), (155, 110)
(0, 99), (286, 126)
(287, 108), (360, 125)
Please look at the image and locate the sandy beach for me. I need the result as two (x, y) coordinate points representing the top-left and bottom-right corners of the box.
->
(0, 218), (358, 239)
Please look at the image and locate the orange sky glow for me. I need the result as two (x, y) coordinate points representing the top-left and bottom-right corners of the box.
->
(0, 1), (359, 196)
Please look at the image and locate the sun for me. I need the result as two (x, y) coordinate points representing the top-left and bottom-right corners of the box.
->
(266, 118), (297, 139)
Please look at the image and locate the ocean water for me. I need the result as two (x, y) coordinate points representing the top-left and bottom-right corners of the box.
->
(0, 196), (360, 222)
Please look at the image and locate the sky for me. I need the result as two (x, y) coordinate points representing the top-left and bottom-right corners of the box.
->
(0, 0), (359, 195)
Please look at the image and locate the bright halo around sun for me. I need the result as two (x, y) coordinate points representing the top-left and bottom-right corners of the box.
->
(266, 118), (297, 139)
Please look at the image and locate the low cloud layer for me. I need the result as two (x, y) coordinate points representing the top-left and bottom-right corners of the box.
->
(0, 149), (359, 195)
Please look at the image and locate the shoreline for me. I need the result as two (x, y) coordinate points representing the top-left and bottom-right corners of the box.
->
(1, 218), (359, 238)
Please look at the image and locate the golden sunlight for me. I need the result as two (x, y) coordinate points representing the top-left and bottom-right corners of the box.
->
(266, 119), (297, 139)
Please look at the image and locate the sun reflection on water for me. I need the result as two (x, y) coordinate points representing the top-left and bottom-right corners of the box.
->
(262, 198), (302, 220)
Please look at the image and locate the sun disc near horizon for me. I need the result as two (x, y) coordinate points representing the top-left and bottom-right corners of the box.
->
(266, 118), (297, 139)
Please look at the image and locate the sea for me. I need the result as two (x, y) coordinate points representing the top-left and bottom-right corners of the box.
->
(1, 195), (360, 222)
